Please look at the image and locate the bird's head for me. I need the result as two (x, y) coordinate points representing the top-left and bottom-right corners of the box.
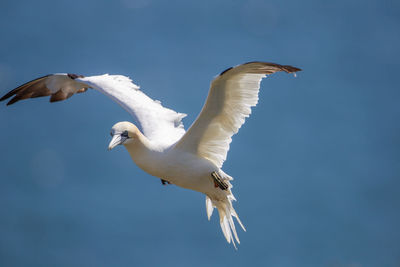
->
(108, 121), (139, 150)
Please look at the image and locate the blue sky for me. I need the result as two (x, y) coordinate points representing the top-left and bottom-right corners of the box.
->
(0, 0), (399, 266)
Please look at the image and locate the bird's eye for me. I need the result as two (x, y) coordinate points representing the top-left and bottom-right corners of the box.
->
(121, 131), (129, 138)
(110, 131), (113, 137)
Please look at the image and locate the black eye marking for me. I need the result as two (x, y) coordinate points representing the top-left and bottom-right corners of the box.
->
(110, 131), (113, 137)
(121, 130), (129, 138)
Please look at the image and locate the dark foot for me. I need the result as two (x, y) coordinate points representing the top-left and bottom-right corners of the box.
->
(161, 179), (171, 185)
(211, 171), (229, 190)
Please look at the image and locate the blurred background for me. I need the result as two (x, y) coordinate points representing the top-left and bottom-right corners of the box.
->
(0, 0), (399, 266)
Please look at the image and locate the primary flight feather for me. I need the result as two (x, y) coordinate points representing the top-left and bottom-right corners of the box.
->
(1, 61), (301, 248)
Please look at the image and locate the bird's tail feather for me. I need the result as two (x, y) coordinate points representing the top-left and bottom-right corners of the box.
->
(206, 194), (246, 249)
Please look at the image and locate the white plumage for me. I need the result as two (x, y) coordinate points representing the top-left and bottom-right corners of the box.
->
(81, 74), (187, 147)
(1, 61), (300, 248)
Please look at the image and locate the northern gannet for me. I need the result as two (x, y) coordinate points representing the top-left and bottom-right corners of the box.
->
(1, 62), (301, 248)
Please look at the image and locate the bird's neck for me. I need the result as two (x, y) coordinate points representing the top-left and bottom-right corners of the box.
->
(125, 131), (159, 153)
(123, 132), (167, 178)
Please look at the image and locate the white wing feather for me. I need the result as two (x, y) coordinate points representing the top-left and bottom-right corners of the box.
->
(77, 74), (187, 147)
(174, 62), (300, 168)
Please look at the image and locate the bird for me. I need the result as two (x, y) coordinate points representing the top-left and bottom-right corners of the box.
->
(1, 61), (301, 248)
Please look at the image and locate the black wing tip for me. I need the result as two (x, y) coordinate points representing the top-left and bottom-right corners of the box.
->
(6, 97), (19, 106)
(1, 92), (17, 105)
(0, 94), (9, 102)
(282, 65), (302, 73)
(1, 74), (54, 105)
(220, 67), (233, 76)
(67, 73), (85, 79)
(243, 61), (302, 73)
(219, 61), (302, 76)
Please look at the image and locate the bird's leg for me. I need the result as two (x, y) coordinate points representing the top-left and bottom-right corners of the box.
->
(161, 179), (171, 185)
(211, 171), (229, 190)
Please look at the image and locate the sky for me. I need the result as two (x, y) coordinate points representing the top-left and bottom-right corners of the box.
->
(0, 0), (399, 266)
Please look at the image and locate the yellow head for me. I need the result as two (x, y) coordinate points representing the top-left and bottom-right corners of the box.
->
(108, 121), (139, 150)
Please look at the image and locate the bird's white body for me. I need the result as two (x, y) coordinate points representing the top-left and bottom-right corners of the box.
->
(1, 61), (300, 248)
(127, 139), (222, 198)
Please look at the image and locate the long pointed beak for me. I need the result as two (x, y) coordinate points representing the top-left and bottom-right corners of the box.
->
(108, 134), (123, 150)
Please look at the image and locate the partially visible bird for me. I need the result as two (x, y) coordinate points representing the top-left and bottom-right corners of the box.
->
(1, 61), (301, 248)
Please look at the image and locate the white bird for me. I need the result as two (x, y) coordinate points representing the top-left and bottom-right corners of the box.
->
(1, 62), (300, 248)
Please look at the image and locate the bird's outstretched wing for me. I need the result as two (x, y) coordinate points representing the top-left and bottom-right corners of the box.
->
(174, 62), (301, 168)
(1, 73), (186, 147)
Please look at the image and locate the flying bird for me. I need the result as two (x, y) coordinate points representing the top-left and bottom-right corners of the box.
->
(1, 61), (301, 248)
